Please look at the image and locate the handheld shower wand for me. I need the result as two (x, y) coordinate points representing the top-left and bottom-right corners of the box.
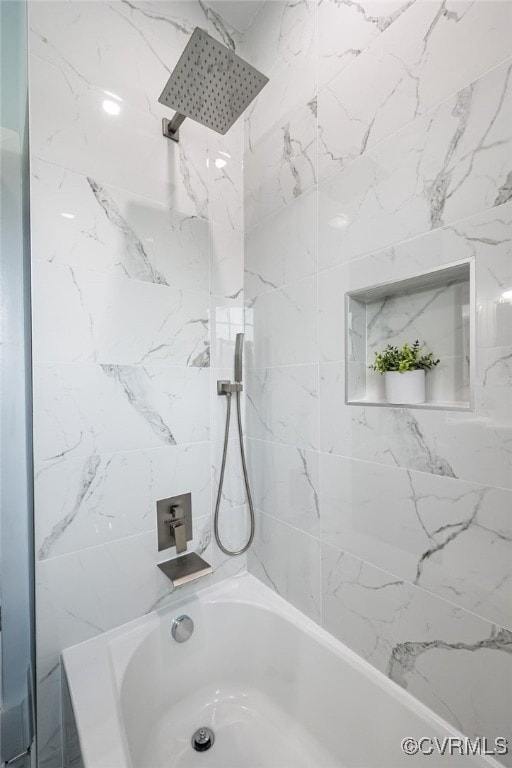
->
(234, 331), (243, 383)
(214, 333), (255, 556)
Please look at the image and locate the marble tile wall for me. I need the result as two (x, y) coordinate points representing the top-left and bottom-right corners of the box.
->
(28, 3), (248, 766)
(244, 0), (512, 762)
(27, 0), (512, 764)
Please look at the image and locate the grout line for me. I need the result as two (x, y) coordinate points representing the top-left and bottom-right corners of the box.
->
(319, 51), (512, 180)
(37, 512), (214, 566)
(245, 270), (318, 302)
(32, 359), (213, 370)
(245, 347), (506, 372)
(244, 184), (318, 236)
(314, 0), (322, 627)
(246, 193), (512, 299)
(320, 539), (512, 634)
(32, 258), (217, 301)
(243, 436), (512, 494)
(256, 508), (321, 546)
(35, 439), (213, 465)
(245, 361), (321, 372)
(31, 153), (211, 224)
(36, 526), (165, 566)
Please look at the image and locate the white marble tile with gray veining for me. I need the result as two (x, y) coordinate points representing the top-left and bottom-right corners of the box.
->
(245, 96), (317, 229)
(28, 0), (242, 126)
(108, 0), (237, 57)
(242, 0), (316, 106)
(321, 545), (512, 747)
(212, 439), (248, 514)
(209, 153), (244, 232)
(250, 276), (318, 368)
(319, 201), (512, 354)
(246, 365), (319, 450)
(28, 0), (204, 116)
(211, 504), (249, 581)
(210, 223), (244, 300)
(321, 453), (512, 629)
(31, 159), (210, 291)
(247, 438), (320, 537)
(208, 112), (245, 164)
(477, 346), (512, 422)
(35, 442), (211, 561)
(244, 0), (317, 216)
(365, 281), (469, 360)
(325, 201), (511, 295)
(209, 297), (245, 369)
(36, 517), (213, 666)
(318, 0), (417, 88)
(318, 264), (471, 373)
(480, 347), (512, 389)
(425, 356), (469, 405)
(468, 205), (512, 350)
(318, 0), (512, 179)
(205, 2), (244, 53)
(37, 659), (62, 768)
(249, 510), (321, 622)
(30, 55), (209, 214)
(115, 0), (208, 42)
(32, 261), (210, 367)
(318, 58), (512, 269)
(33, 362), (210, 461)
(318, 264), (350, 364)
(319, 361), (512, 489)
(245, 187), (318, 300)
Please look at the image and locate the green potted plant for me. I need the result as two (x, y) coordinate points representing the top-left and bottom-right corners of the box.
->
(369, 340), (440, 404)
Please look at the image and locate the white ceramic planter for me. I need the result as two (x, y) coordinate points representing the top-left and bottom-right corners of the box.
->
(385, 370), (426, 404)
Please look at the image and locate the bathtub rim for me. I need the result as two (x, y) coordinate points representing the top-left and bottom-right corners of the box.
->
(62, 571), (503, 768)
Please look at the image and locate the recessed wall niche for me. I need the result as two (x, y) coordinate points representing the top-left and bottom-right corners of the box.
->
(345, 261), (474, 411)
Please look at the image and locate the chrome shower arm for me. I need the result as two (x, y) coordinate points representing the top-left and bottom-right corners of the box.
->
(162, 112), (186, 142)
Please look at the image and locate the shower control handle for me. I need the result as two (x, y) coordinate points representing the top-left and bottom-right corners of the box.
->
(169, 507), (187, 554)
(156, 493), (192, 552)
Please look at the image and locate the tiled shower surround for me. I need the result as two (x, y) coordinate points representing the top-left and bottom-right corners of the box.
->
(28, 1), (511, 767)
(28, 3), (247, 765)
(244, 0), (512, 763)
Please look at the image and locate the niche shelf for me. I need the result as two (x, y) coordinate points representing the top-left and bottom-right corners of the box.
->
(345, 260), (474, 411)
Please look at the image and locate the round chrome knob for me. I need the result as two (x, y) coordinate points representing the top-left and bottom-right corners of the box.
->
(171, 615), (194, 643)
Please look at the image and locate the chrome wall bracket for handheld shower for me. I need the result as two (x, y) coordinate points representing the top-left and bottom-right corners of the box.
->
(217, 380), (242, 395)
(158, 27), (268, 142)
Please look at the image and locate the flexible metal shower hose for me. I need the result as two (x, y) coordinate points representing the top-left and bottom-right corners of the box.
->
(214, 389), (255, 556)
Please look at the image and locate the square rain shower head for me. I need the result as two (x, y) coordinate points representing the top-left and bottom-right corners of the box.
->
(158, 27), (269, 137)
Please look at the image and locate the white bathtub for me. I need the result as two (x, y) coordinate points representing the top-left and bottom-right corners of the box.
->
(62, 573), (501, 768)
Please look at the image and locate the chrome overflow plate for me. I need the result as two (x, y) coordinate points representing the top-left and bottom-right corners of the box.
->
(171, 615), (194, 643)
(192, 727), (214, 752)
